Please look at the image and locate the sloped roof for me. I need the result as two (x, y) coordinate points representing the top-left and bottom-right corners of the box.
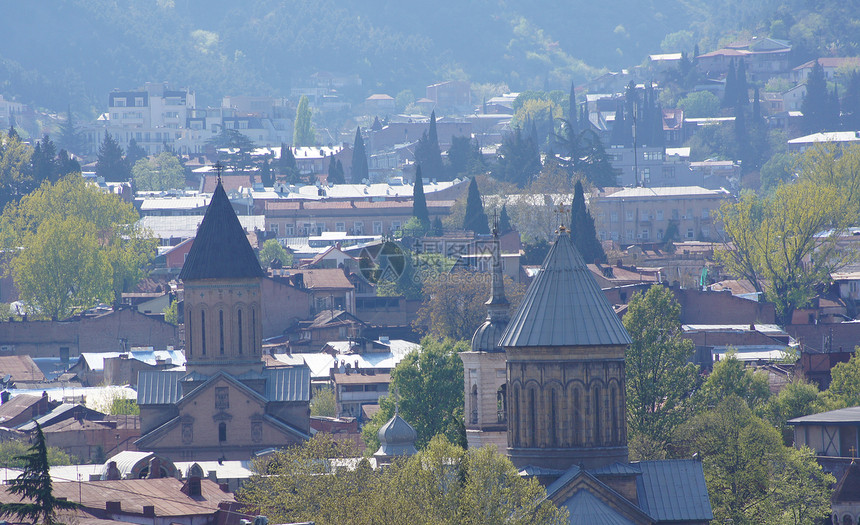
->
(634, 460), (713, 522)
(0, 394), (41, 424)
(179, 180), (264, 281)
(789, 406), (860, 426)
(564, 490), (636, 525)
(833, 460), (860, 503)
(137, 370), (184, 405)
(499, 231), (632, 348)
(0, 355), (45, 382)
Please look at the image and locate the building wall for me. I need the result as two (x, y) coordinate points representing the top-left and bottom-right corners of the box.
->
(0, 309), (178, 359)
(461, 351), (507, 454)
(260, 277), (311, 339)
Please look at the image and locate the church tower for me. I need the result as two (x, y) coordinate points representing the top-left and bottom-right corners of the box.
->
(460, 227), (509, 452)
(180, 178), (265, 377)
(500, 229), (631, 470)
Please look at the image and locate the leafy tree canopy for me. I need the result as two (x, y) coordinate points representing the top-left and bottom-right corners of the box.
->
(132, 151), (185, 191)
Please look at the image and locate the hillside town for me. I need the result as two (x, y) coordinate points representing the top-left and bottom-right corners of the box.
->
(5, 6), (860, 524)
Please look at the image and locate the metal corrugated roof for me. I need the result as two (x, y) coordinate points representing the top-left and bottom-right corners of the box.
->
(564, 490), (636, 525)
(788, 406), (860, 425)
(589, 462), (642, 476)
(137, 371), (183, 405)
(265, 367), (311, 402)
(634, 460), (713, 522)
(499, 232), (632, 348)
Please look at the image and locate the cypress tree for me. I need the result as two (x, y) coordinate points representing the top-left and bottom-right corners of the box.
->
(7, 125), (18, 141)
(371, 116), (382, 131)
(568, 80), (579, 134)
(0, 423), (77, 525)
(432, 216), (444, 236)
(412, 165), (430, 228)
(570, 180), (606, 264)
(57, 105), (85, 155)
(351, 127), (369, 183)
(827, 86), (841, 131)
(736, 59), (749, 109)
(609, 102), (626, 146)
(498, 204), (513, 234)
(415, 112), (443, 180)
(722, 59), (736, 109)
(293, 95), (315, 146)
(96, 132), (131, 182)
(57, 149), (81, 177)
(752, 87), (763, 125)
(260, 158), (274, 186)
(844, 71), (860, 130)
(802, 60), (829, 134)
(327, 154), (345, 184)
(463, 177), (490, 234)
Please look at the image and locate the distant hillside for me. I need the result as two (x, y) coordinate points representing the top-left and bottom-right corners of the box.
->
(0, 0), (857, 116)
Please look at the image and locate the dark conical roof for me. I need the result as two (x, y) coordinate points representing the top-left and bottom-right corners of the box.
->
(179, 181), (264, 281)
(499, 230), (631, 348)
(374, 412), (418, 458)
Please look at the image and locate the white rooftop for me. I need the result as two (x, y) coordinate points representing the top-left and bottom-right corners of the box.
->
(787, 131), (860, 144)
(603, 186), (729, 198)
(270, 339), (419, 380)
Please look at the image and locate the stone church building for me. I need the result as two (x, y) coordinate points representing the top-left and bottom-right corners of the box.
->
(464, 228), (713, 524)
(135, 179), (311, 461)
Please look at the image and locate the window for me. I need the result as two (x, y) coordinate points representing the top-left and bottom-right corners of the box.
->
(640, 229), (650, 240)
(640, 210), (649, 221)
(672, 209), (679, 220)
(656, 210), (664, 221)
(114, 98), (126, 107)
(687, 208), (694, 219)
(702, 226), (710, 238)
(200, 310), (206, 355)
(391, 221), (401, 231)
(610, 211), (618, 222)
(687, 228), (695, 238)
(335, 222), (345, 231)
(641, 167), (651, 182)
(285, 225), (294, 236)
(219, 310), (225, 355)
(269, 223), (279, 235)
(135, 97), (144, 107)
(239, 120), (248, 129)
(237, 310), (243, 354)
(626, 231), (634, 240)
(215, 387), (229, 409)
(625, 210), (634, 222)
(373, 221), (383, 234)
(354, 222), (363, 235)
(663, 166), (675, 179)
(702, 208), (710, 219)
(218, 422), (227, 442)
(643, 150), (663, 161)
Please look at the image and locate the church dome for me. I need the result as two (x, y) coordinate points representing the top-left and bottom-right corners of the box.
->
(374, 412), (418, 458)
(471, 318), (507, 352)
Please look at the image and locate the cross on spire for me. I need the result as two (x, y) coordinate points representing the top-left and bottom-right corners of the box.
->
(214, 161), (223, 184)
(555, 203), (570, 233)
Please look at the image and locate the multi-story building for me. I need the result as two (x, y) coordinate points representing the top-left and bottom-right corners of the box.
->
(590, 186), (731, 246)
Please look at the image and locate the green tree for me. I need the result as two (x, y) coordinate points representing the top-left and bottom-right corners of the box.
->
(623, 286), (698, 457)
(362, 337), (468, 451)
(412, 165), (430, 229)
(463, 177), (490, 234)
(125, 138), (147, 168)
(766, 378), (826, 445)
(327, 154), (345, 184)
(310, 386), (337, 417)
(759, 152), (795, 194)
(1, 175), (156, 318)
(163, 298), (179, 325)
(109, 398), (140, 415)
(293, 95), (315, 147)
(0, 440), (74, 469)
(675, 396), (821, 525)
(677, 90), (721, 118)
(826, 347), (860, 408)
(0, 423), (78, 525)
(0, 128), (35, 208)
(771, 445), (835, 525)
(31, 135), (58, 186)
(278, 144), (300, 183)
(569, 180), (605, 264)
(801, 60), (830, 134)
(695, 353), (770, 411)
(498, 204), (513, 234)
(131, 151), (185, 190)
(351, 127), (368, 183)
(492, 127), (541, 187)
(56, 106), (85, 157)
(843, 70), (860, 130)
(258, 238), (291, 268)
(717, 148), (856, 324)
(415, 111), (444, 181)
(95, 132), (130, 182)
(555, 125), (618, 187)
(446, 135), (483, 179)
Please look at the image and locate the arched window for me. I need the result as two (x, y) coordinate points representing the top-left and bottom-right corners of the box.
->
(470, 384), (478, 424)
(550, 389), (558, 447)
(497, 385), (506, 423)
(200, 310), (207, 355)
(186, 310), (192, 356)
(513, 386), (520, 446)
(219, 310), (225, 355)
(218, 422), (227, 442)
(573, 387), (583, 446)
(593, 386), (602, 444)
(252, 308), (257, 353)
(610, 385), (619, 444)
(237, 309), (243, 354)
(528, 388), (536, 447)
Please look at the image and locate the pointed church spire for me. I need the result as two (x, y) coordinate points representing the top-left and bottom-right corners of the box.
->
(486, 220), (509, 322)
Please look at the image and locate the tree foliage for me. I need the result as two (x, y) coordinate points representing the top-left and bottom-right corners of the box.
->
(463, 177), (490, 234)
(95, 132), (130, 182)
(415, 111), (444, 181)
(0, 424), (78, 525)
(694, 353), (771, 411)
(492, 127), (541, 187)
(623, 285), (698, 456)
(293, 95), (315, 147)
(310, 386), (337, 417)
(569, 180), (605, 264)
(717, 145), (859, 324)
(412, 165), (430, 229)
(351, 127), (368, 183)
(131, 151), (185, 190)
(258, 238), (291, 268)
(0, 439), (74, 470)
(0, 175), (156, 319)
(239, 434), (567, 525)
(362, 337), (468, 451)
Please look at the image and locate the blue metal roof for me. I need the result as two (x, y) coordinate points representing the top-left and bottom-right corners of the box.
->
(788, 406), (860, 426)
(265, 367), (311, 402)
(137, 370), (183, 405)
(634, 460), (713, 522)
(499, 231), (632, 348)
(589, 462), (642, 476)
(564, 490), (636, 525)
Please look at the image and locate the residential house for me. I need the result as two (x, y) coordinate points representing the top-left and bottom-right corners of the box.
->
(788, 131), (860, 153)
(792, 57), (860, 83)
(0, 392), (55, 428)
(425, 80), (471, 110)
(332, 369), (390, 419)
(365, 94), (396, 114)
(696, 37), (792, 81)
